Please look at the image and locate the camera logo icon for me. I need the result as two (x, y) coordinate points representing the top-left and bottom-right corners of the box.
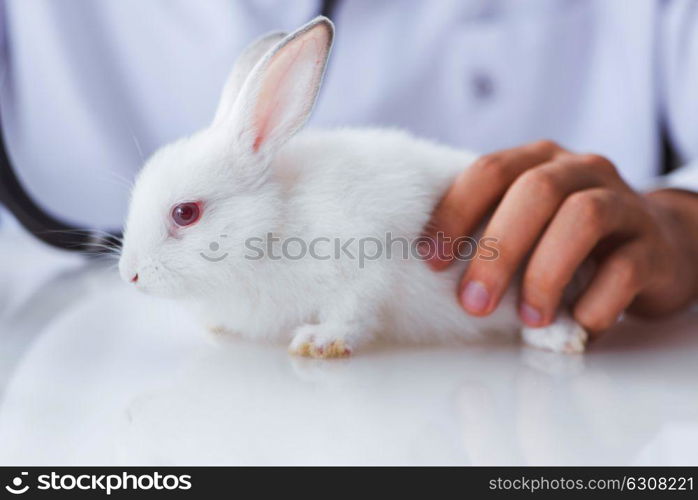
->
(5, 472), (29, 495)
(200, 234), (229, 262)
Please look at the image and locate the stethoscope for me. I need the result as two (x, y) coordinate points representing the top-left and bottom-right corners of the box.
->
(0, 0), (677, 254)
(0, 0), (338, 254)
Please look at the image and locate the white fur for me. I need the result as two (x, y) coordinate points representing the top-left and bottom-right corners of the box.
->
(119, 17), (587, 356)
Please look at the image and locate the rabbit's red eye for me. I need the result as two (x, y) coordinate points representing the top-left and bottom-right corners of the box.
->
(171, 202), (201, 227)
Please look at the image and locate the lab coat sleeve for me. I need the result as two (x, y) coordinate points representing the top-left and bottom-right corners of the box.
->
(655, 0), (698, 193)
(0, 0), (6, 82)
(657, 160), (698, 193)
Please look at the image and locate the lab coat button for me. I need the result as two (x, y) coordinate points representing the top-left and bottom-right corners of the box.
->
(471, 71), (495, 100)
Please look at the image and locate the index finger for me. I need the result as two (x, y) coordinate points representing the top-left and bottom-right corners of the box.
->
(424, 140), (563, 270)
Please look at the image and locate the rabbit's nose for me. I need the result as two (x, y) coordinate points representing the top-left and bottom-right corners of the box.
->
(118, 253), (139, 284)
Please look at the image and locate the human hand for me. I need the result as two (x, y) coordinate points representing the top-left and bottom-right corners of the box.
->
(425, 140), (698, 336)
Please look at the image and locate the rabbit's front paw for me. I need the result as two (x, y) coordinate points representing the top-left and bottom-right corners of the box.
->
(288, 324), (353, 359)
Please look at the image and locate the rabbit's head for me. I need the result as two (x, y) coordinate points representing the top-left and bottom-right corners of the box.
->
(119, 17), (334, 297)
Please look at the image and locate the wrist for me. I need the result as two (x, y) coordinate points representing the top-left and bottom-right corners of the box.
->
(645, 188), (698, 300)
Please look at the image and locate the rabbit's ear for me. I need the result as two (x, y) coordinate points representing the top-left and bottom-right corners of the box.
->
(212, 31), (287, 125)
(228, 16), (334, 157)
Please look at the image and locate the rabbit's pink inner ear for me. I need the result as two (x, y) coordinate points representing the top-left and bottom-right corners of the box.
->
(250, 24), (331, 153)
(251, 41), (303, 152)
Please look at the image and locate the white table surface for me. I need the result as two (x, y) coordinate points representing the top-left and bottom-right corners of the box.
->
(1, 221), (697, 466)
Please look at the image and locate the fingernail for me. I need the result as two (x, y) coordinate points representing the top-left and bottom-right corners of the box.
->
(460, 281), (490, 313)
(520, 302), (543, 326)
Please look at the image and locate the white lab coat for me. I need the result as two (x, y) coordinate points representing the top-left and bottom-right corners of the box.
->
(1, 0), (697, 229)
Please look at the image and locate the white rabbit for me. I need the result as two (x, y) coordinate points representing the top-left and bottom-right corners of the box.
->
(118, 17), (587, 358)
